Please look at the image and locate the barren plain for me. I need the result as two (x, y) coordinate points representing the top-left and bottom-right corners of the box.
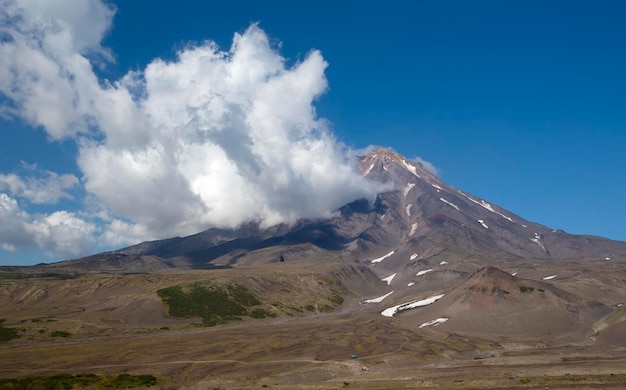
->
(1, 254), (626, 389)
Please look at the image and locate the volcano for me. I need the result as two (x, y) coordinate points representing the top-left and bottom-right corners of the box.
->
(48, 148), (625, 276)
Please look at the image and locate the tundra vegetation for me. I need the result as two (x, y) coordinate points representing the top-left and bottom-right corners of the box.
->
(0, 373), (156, 389)
(0, 319), (20, 342)
(157, 283), (276, 326)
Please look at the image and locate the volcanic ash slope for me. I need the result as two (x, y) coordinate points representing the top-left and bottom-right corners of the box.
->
(400, 266), (611, 340)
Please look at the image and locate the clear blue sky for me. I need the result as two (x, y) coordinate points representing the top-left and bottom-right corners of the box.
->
(1, 0), (625, 265)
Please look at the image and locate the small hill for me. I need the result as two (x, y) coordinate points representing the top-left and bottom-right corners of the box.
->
(400, 266), (611, 340)
(592, 307), (626, 345)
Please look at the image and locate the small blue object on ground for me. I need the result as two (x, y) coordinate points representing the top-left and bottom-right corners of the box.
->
(350, 355), (358, 359)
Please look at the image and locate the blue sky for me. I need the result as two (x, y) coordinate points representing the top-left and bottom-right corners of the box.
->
(1, 0), (625, 265)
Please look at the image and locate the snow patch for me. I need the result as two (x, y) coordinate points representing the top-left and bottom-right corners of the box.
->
(364, 162), (375, 175)
(381, 294), (445, 317)
(400, 160), (421, 178)
(543, 275), (557, 280)
(371, 251), (395, 263)
(405, 204), (412, 216)
(403, 183), (415, 197)
(409, 223), (417, 236)
(531, 232), (547, 253)
(416, 269), (433, 277)
(481, 201), (513, 222)
(522, 224), (527, 228)
(407, 282), (415, 287)
(439, 261), (449, 265)
(439, 198), (460, 211)
(419, 317), (449, 328)
(511, 272), (517, 277)
(606, 257), (611, 261)
(457, 191), (514, 222)
(478, 219), (488, 229)
(431, 183), (442, 190)
(382, 273), (397, 285)
(409, 253), (418, 261)
(364, 291), (394, 303)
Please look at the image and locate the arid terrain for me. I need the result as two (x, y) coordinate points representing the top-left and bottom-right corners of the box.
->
(2, 254), (626, 389)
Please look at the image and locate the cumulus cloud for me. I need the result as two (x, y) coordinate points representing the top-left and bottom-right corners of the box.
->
(0, 0), (116, 138)
(0, 1), (378, 254)
(0, 194), (96, 257)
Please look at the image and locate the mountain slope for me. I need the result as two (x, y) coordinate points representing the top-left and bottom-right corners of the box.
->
(390, 266), (611, 340)
(355, 148), (625, 263)
(40, 148), (626, 277)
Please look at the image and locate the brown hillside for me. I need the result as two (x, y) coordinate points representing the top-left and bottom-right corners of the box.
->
(398, 266), (611, 340)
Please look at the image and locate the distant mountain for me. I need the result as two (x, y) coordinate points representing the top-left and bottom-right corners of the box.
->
(44, 148), (626, 275)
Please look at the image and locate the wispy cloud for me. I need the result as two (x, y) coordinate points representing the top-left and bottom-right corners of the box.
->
(414, 156), (438, 175)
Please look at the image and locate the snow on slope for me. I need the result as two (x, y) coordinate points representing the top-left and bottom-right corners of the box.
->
(416, 269), (433, 277)
(382, 273), (397, 285)
(403, 183), (415, 196)
(458, 190), (514, 222)
(371, 251), (395, 263)
(419, 317), (449, 328)
(440, 198), (460, 211)
(364, 291), (394, 303)
(381, 294), (445, 317)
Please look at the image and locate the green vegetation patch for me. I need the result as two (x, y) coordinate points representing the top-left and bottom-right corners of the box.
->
(0, 272), (77, 280)
(492, 286), (510, 296)
(519, 286), (535, 293)
(50, 330), (71, 338)
(0, 373), (156, 389)
(249, 308), (276, 319)
(329, 293), (344, 304)
(0, 319), (20, 343)
(158, 283), (265, 326)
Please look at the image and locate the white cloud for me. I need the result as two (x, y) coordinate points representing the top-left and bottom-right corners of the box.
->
(0, 0), (116, 138)
(77, 24), (377, 238)
(0, 171), (79, 204)
(354, 145), (380, 157)
(0, 2), (379, 256)
(414, 156), (439, 175)
(28, 210), (97, 257)
(0, 194), (96, 257)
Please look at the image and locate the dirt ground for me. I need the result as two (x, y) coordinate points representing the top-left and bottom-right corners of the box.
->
(1, 258), (625, 389)
(1, 310), (626, 389)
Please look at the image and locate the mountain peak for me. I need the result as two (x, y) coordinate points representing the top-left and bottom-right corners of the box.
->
(359, 147), (434, 181)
